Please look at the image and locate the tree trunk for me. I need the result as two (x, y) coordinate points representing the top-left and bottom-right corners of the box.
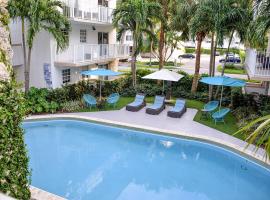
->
(214, 31), (234, 99)
(209, 32), (215, 100)
(211, 38), (217, 76)
(25, 47), (32, 91)
(131, 39), (137, 87)
(221, 30), (234, 75)
(267, 34), (270, 55)
(149, 40), (153, 67)
(159, 23), (165, 70)
(191, 34), (203, 93)
(21, 18), (28, 92)
(265, 81), (270, 95)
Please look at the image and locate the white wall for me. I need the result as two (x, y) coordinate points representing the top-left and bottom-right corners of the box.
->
(29, 30), (53, 88)
(69, 22), (114, 44)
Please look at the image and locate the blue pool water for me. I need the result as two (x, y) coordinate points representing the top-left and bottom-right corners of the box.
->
(23, 120), (270, 200)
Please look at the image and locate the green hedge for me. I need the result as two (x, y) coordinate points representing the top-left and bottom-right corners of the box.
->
(24, 69), (270, 119)
(185, 47), (243, 56)
(0, 80), (31, 199)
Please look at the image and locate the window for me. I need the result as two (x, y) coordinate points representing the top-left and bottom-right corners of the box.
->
(62, 69), (71, 84)
(80, 29), (87, 43)
(126, 35), (133, 41)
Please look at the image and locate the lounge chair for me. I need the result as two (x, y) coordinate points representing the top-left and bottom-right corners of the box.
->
(83, 94), (97, 110)
(167, 99), (186, 118)
(201, 101), (219, 118)
(212, 108), (230, 124)
(126, 93), (146, 112)
(146, 95), (165, 115)
(107, 93), (120, 108)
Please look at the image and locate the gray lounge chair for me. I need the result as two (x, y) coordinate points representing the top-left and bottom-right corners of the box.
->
(126, 94), (146, 112)
(146, 95), (165, 115)
(167, 99), (186, 118)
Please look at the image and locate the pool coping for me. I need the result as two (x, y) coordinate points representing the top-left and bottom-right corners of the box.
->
(24, 114), (270, 199)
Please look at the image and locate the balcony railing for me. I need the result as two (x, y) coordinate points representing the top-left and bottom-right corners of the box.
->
(55, 44), (129, 64)
(245, 49), (270, 78)
(63, 5), (113, 24)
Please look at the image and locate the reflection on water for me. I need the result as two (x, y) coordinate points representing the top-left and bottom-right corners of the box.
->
(23, 120), (270, 200)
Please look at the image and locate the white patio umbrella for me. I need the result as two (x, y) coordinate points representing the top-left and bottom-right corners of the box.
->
(142, 69), (184, 94)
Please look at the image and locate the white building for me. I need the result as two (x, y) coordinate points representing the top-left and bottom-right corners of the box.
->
(10, 0), (129, 89)
(244, 39), (270, 95)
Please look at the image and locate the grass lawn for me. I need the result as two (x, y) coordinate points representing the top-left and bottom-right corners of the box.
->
(77, 96), (241, 139)
(186, 99), (241, 138)
(217, 65), (246, 75)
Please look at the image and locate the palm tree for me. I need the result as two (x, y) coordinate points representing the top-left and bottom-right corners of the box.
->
(155, 0), (172, 70)
(8, 0), (32, 89)
(219, 0), (252, 76)
(236, 115), (270, 160)
(113, 0), (160, 86)
(8, 0), (70, 92)
(236, 0), (270, 160)
(189, 1), (213, 93)
(249, 0), (270, 51)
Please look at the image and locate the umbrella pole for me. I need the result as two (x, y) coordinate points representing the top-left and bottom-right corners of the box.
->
(219, 85), (224, 111)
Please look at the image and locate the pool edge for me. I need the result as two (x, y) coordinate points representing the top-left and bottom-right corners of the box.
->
(24, 114), (270, 169)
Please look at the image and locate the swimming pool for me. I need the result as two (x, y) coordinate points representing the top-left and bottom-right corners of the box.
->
(23, 119), (270, 200)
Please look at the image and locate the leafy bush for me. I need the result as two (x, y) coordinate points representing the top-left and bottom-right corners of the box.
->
(25, 87), (59, 114)
(0, 80), (31, 199)
(61, 100), (84, 112)
(143, 61), (177, 66)
(184, 47), (241, 55)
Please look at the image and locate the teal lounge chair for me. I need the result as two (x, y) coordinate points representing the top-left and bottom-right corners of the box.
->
(126, 93), (146, 112)
(212, 108), (230, 124)
(201, 101), (219, 118)
(146, 95), (165, 115)
(83, 94), (97, 110)
(167, 99), (186, 118)
(107, 93), (120, 108)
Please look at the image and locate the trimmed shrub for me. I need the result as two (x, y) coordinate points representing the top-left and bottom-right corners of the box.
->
(0, 80), (31, 199)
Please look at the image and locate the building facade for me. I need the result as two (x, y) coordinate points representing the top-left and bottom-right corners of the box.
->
(244, 36), (270, 95)
(10, 0), (129, 89)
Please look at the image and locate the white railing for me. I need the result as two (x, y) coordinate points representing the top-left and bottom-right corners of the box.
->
(55, 44), (129, 64)
(63, 5), (113, 24)
(245, 49), (270, 77)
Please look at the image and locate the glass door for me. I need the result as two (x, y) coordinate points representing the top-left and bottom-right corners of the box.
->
(98, 32), (109, 57)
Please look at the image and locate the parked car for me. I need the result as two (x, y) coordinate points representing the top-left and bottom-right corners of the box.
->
(179, 54), (195, 59)
(219, 55), (241, 63)
(215, 51), (220, 56)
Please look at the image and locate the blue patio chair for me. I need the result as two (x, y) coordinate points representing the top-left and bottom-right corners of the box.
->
(107, 93), (120, 108)
(146, 95), (165, 115)
(212, 108), (230, 124)
(83, 94), (97, 110)
(167, 99), (186, 118)
(201, 101), (219, 118)
(126, 93), (146, 112)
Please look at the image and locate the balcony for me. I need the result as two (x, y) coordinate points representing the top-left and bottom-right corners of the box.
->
(54, 44), (130, 67)
(63, 6), (113, 24)
(245, 49), (270, 80)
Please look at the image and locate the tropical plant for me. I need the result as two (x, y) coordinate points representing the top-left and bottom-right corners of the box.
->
(248, 0), (270, 50)
(189, 1), (213, 93)
(219, 0), (252, 76)
(0, 1), (31, 198)
(236, 115), (270, 160)
(113, 0), (161, 86)
(8, 0), (70, 92)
